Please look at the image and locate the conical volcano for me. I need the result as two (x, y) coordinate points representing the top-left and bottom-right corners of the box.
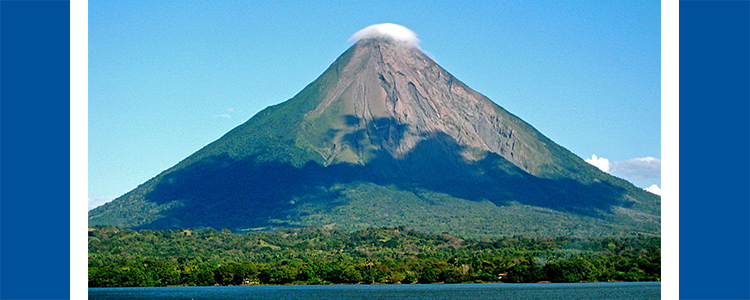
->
(90, 24), (659, 237)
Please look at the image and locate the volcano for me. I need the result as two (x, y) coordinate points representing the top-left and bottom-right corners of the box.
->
(89, 24), (659, 237)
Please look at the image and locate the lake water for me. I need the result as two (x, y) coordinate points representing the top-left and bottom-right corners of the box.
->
(89, 282), (660, 300)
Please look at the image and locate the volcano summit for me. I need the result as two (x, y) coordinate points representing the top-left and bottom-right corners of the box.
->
(89, 24), (660, 237)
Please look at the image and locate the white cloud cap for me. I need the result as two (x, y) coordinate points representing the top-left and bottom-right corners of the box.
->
(585, 154), (610, 172)
(349, 23), (420, 48)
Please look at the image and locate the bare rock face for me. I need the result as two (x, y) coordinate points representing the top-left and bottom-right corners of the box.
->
(89, 37), (660, 237)
(304, 39), (539, 171)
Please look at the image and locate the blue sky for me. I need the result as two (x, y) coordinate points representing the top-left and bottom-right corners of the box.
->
(89, 0), (661, 208)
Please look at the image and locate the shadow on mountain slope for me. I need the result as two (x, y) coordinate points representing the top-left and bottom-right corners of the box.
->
(138, 117), (630, 230)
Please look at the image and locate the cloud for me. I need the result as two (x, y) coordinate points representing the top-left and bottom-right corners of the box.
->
(610, 157), (661, 181)
(585, 154), (661, 187)
(89, 196), (115, 210)
(585, 154), (610, 172)
(645, 184), (661, 196)
(349, 23), (420, 48)
(215, 108), (234, 119)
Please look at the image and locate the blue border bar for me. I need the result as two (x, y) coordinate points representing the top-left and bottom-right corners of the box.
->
(0, 1), (71, 299)
(680, 1), (750, 299)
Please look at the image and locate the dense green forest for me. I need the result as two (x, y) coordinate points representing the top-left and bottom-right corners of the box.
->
(89, 226), (660, 287)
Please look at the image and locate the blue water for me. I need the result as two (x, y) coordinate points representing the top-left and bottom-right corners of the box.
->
(89, 282), (660, 300)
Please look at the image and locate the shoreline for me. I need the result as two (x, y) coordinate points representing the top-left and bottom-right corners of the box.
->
(89, 281), (662, 289)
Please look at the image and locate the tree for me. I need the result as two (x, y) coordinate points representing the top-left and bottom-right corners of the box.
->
(544, 258), (596, 282)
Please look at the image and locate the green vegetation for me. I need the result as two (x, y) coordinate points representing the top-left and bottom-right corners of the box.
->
(89, 226), (660, 287)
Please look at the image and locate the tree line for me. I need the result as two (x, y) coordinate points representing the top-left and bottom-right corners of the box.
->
(89, 226), (660, 287)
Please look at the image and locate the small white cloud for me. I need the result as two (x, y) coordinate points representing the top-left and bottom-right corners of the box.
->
(586, 154), (661, 187)
(611, 157), (661, 181)
(349, 23), (420, 48)
(215, 108), (234, 119)
(585, 154), (610, 172)
(645, 184), (661, 196)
